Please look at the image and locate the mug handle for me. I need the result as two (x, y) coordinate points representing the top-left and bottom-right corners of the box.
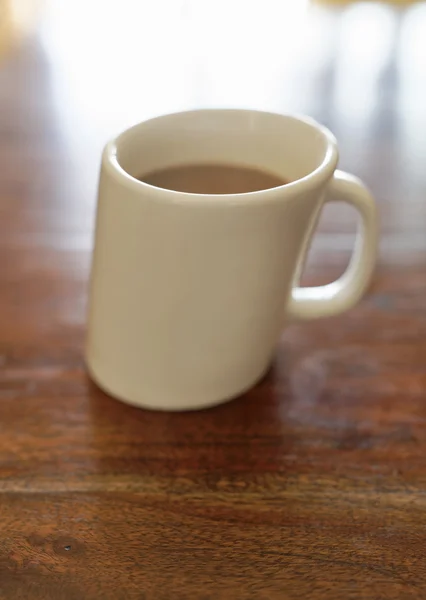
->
(288, 170), (377, 321)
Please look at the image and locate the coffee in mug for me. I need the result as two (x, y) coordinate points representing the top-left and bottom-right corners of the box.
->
(139, 163), (288, 194)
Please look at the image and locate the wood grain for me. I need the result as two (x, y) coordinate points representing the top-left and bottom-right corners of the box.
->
(1, 1), (426, 598)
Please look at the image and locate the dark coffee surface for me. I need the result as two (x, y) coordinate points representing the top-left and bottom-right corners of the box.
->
(139, 163), (287, 194)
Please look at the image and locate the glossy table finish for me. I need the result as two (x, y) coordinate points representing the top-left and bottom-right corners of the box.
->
(1, 1), (426, 598)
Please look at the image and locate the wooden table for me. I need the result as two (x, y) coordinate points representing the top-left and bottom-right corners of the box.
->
(1, 1), (426, 598)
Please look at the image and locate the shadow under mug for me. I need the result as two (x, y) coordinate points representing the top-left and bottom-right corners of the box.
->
(86, 109), (377, 411)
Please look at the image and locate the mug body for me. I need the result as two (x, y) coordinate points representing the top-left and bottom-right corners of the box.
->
(86, 109), (338, 410)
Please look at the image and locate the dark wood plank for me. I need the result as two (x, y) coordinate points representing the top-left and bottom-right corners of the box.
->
(1, 1), (426, 598)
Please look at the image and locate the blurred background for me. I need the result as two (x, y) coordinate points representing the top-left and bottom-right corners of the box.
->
(1, 0), (426, 287)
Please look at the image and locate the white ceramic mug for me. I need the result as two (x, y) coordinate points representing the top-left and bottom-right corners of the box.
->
(86, 109), (377, 411)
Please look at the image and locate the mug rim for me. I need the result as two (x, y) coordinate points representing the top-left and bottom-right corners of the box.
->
(103, 109), (339, 204)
